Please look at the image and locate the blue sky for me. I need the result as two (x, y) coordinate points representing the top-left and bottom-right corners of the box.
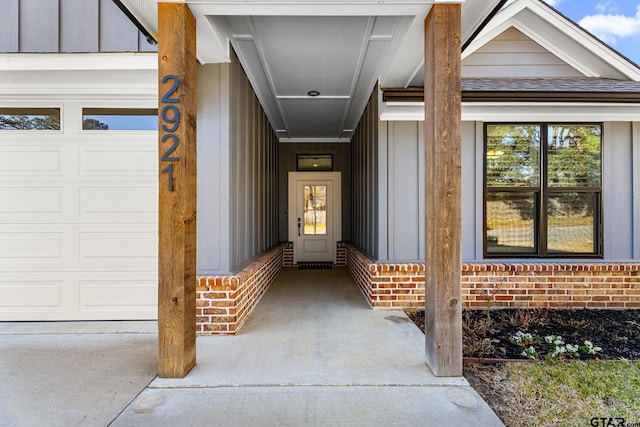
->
(531, 0), (640, 65)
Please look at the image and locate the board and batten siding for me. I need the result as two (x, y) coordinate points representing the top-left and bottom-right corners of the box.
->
(378, 119), (640, 262)
(0, 0), (155, 53)
(351, 89), (378, 259)
(229, 50), (279, 272)
(462, 27), (582, 78)
(197, 51), (279, 274)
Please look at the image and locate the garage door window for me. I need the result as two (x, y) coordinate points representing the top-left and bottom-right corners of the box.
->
(82, 108), (157, 131)
(0, 108), (61, 130)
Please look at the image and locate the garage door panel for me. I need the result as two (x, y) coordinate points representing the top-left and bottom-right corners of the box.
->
(0, 149), (63, 175)
(0, 278), (67, 313)
(0, 186), (65, 217)
(80, 146), (156, 176)
(0, 232), (64, 259)
(79, 231), (156, 264)
(79, 280), (157, 313)
(79, 186), (156, 221)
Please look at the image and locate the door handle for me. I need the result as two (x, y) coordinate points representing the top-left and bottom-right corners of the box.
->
(297, 217), (301, 237)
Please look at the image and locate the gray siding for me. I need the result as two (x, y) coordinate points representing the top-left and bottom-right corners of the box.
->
(229, 50), (279, 271)
(278, 143), (352, 242)
(378, 121), (424, 261)
(197, 52), (280, 274)
(351, 89), (378, 259)
(462, 27), (582, 78)
(197, 62), (232, 275)
(603, 122), (634, 259)
(2, 0), (155, 53)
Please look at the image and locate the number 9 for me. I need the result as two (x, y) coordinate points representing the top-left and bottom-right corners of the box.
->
(161, 105), (179, 132)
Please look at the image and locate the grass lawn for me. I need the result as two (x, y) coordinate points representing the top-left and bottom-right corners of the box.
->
(465, 360), (640, 427)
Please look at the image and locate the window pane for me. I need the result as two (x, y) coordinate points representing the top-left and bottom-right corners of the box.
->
(548, 125), (601, 187)
(303, 185), (327, 235)
(486, 192), (537, 254)
(0, 108), (60, 130)
(486, 125), (540, 187)
(548, 192), (597, 254)
(297, 155), (332, 171)
(82, 108), (157, 130)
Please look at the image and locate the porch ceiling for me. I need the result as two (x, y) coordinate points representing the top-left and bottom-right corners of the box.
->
(119, 0), (504, 142)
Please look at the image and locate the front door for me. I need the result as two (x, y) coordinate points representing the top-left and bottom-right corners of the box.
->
(288, 172), (341, 263)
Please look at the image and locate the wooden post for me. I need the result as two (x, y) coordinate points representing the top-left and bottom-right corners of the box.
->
(423, 3), (463, 377)
(157, 3), (197, 378)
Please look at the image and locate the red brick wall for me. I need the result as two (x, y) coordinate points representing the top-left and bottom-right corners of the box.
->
(346, 244), (640, 310)
(463, 263), (640, 309)
(196, 244), (283, 334)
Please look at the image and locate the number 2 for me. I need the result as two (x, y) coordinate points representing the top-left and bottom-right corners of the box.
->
(161, 75), (179, 103)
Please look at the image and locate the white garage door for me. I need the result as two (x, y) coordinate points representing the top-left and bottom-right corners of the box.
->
(0, 100), (158, 320)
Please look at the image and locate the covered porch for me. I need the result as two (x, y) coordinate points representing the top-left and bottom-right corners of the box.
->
(116, 0), (507, 378)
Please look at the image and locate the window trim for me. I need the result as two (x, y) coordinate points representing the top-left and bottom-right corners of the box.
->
(483, 122), (603, 259)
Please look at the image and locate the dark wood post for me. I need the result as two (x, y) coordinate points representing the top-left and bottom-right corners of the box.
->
(157, 2), (197, 378)
(423, 3), (463, 377)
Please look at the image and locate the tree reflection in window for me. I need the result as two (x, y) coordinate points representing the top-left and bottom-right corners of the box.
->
(485, 124), (601, 257)
(303, 185), (327, 235)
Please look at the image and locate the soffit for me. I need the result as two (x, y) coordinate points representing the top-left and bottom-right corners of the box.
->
(118, 0), (504, 142)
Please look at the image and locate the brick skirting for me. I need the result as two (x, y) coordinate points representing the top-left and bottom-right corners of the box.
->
(346, 244), (640, 310)
(196, 244), (283, 334)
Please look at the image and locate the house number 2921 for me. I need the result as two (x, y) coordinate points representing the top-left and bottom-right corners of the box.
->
(160, 74), (180, 191)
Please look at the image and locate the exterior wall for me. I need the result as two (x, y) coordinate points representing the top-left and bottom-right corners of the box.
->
(197, 62), (232, 275)
(198, 49), (279, 275)
(462, 27), (582, 78)
(347, 245), (640, 310)
(229, 50), (280, 272)
(196, 244), (283, 334)
(379, 119), (640, 262)
(278, 143), (352, 242)
(351, 88), (378, 259)
(377, 121), (425, 261)
(1, 0), (155, 53)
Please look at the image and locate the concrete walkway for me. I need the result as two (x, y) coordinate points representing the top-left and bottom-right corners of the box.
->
(1, 267), (503, 426)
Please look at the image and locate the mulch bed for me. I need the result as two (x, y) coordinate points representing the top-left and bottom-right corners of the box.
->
(406, 308), (640, 360)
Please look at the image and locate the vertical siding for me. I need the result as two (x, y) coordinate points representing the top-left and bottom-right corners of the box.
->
(60, 0), (99, 52)
(197, 62), (231, 275)
(229, 50), (279, 271)
(351, 88), (378, 259)
(20, 0), (59, 52)
(0, 0), (19, 52)
(277, 143), (352, 242)
(384, 122), (422, 260)
(2, 0), (155, 53)
(603, 122), (634, 259)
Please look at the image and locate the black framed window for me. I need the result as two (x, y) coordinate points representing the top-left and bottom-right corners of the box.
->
(484, 123), (602, 257)
(296, 154), (333, 171)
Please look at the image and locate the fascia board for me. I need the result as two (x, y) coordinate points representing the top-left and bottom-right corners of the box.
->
(380, 101), (640, 122)
(0, 53), (157, 71)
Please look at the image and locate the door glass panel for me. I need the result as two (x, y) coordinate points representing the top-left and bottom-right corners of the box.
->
(303, 185), (327, 235)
